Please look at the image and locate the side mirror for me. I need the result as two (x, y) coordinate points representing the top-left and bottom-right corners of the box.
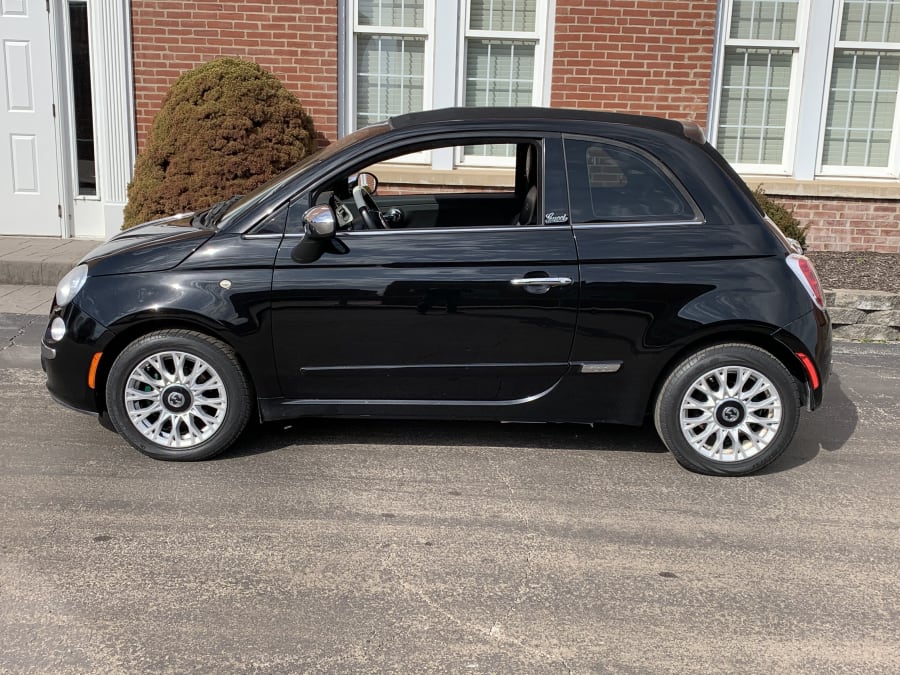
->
(348, 172), (378, 195)
(291, 205), (349, 264)
(302, 205), (336, 239)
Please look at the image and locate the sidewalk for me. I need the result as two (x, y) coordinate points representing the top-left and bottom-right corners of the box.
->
(0, 236), (101, 317)
(0, 236), (100, 287)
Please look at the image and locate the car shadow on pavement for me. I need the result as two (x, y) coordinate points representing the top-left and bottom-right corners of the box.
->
(221, 416), (668, 461)
(761, 371), (858, 474)
(222, 373), (859, 474)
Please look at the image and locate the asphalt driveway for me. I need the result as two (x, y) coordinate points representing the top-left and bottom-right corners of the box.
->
(1, 311), (898, 672)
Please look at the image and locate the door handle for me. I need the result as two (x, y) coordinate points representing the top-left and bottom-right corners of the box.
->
(510, 277), (573, 287)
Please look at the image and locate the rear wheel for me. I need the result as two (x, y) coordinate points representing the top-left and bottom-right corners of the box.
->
(105, 330), (251, 460)
(654, 343), (800, 476)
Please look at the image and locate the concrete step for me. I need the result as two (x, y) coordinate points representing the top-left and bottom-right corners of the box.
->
(0, 236), (101, 286)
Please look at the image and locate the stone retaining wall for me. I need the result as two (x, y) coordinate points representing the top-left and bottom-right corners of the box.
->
(825, 289), (900, 342)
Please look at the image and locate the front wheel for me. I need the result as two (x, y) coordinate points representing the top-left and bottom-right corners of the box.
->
(105, 330), (251, 461)
(654, 343), (800, 476)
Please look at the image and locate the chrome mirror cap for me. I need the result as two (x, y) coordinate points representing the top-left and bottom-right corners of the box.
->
(302, 205), (337, 238)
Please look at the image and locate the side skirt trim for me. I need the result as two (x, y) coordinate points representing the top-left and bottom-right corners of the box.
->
(577, 360), (622, 374)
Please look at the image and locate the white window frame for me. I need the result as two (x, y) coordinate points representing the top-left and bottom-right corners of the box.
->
(709, 0), (810, 176)
(456, 0), (549, 166)
(347, 0), (435, 133)
(711, 0), (900, 181)
(343, 0), (553, 170)
(817, 0), (900, 178)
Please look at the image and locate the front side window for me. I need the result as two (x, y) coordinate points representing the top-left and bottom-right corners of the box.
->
(564, 138), (697, 224)
(314, 139), (541, 231)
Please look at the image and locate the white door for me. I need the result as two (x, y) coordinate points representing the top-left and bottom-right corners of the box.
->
(0, 0), (61, 236)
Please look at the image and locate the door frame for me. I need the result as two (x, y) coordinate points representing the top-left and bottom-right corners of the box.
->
(48, 0), (73, 236)
(48, 0), (136, 238)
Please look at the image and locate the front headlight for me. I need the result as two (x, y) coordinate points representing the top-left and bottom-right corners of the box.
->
(55, 264), (88, 307)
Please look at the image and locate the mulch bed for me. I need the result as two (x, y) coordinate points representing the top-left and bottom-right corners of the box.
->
(806, 252), (900, 294)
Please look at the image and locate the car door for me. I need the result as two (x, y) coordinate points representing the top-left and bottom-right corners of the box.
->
(269, 137), (578, 404)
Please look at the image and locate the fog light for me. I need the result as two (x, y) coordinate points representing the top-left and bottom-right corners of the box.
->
(50, 317), (66, 342)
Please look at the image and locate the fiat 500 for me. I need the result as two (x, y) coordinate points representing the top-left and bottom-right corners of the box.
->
(43, 107), (831, 475)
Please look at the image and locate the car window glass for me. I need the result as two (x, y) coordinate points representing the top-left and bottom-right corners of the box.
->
(364, 144), (516, 197)
(315, 140), (543, 231)
(564, 138), (696, 223)
(216, 122), (390, 230)
(250, 203), (288, 235)
(286, 200), (308, 235)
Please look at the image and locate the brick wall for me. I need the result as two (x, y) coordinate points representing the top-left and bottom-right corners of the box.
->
(127, 1), (900, 254)
(550, 0), (718, 127)
(132, 0), (719, 147)
(131, 1), (339, 150)
(771, 195), (900, 254)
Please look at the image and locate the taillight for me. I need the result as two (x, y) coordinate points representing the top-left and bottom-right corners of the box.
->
(786, 254), (825, 310)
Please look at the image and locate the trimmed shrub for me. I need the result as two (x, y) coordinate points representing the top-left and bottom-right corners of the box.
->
(123, 57), (317, 229)
(753, 186), (808, 250)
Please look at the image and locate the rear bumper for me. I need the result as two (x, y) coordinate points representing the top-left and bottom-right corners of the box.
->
(773, 307), (832, 410)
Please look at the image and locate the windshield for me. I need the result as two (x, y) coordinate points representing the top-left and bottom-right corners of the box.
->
(216, 122), (390, 229)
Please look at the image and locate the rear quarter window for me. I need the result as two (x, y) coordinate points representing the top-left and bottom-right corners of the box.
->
(564, 138), (698, 224)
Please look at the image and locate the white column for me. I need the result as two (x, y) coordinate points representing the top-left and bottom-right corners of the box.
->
(86, 0), (135, 237)
(793, 0), (838, 180)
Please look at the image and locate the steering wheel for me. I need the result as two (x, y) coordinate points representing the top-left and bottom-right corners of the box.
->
(352, 184), (388, 230)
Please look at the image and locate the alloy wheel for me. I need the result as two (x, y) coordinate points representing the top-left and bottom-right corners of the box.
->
(123, 350), (228, 448)
(679, 365), (783, 462)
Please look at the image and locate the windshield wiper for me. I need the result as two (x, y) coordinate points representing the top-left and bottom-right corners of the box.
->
(194, 195), (243, 229)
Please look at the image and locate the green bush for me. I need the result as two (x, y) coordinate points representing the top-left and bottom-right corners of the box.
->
(123, 57), (317, 229)
(753, 186), (808, 250)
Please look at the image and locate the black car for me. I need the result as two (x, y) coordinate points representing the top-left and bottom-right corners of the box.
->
(42, 107), (831, 476)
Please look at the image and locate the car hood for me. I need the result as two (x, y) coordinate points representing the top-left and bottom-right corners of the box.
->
(80, 213), (214, 277)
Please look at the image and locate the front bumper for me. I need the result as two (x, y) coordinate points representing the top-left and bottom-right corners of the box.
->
(41, 300), (115, 415)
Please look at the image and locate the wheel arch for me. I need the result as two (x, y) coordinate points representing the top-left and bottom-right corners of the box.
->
(91, 314), (258, 415)
(646, 326), (811, 418)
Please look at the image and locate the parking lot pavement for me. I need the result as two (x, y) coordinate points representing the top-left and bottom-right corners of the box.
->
(0, 287), (52, 369)
(1, 329), (899, 671)
(0, 310), (46, 370)
(0, 285), (55, 315)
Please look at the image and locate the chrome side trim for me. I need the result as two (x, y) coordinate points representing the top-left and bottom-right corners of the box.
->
(578, 361), (622, 374)
(572, 219), (704, 230)
(300, 361), (565, 373)
(242, 233), (284, 240)
(281, 224), (572, 239)
(283, 381), (561, 408)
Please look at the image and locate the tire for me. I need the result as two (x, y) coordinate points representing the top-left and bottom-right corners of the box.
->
(653, 343), (800, 476)
(105, 330), (251, 461)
